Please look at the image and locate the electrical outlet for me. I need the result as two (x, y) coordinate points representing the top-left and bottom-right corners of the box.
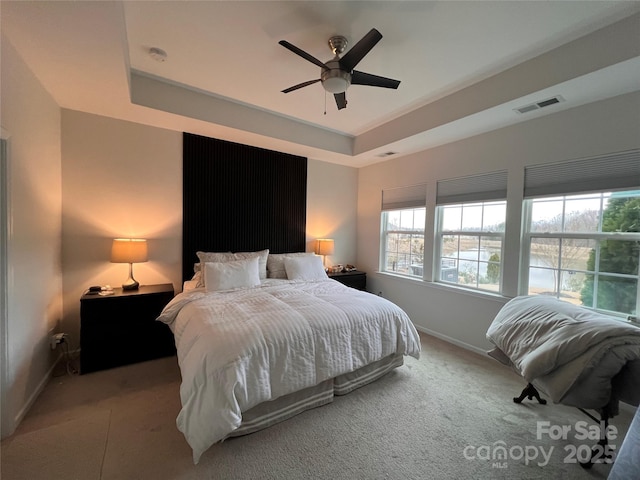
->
(50, 333), (68, 350)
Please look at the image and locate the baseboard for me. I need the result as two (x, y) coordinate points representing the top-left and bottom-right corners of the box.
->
(414, 325), (488, 357)
(12, 350), (63, 430)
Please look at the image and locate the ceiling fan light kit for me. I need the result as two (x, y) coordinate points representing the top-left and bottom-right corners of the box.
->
(321, 62), (351, 94)
(279, 28), (400, 111)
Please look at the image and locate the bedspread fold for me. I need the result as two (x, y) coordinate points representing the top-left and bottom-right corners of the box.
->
(487, 296), (640, 407)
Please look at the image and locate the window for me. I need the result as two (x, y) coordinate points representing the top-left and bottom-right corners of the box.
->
(436, 201), (506, 292)
(523, 190), (640, 316)
(522, 150), (640, 316)
(381, 207), (426, 277)
(435, 171), (508, 293)
(380, 184), (426, 277)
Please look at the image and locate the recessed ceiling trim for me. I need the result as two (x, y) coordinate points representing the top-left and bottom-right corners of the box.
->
(130, 70), (354, 156)
(353, 12), (640, 156)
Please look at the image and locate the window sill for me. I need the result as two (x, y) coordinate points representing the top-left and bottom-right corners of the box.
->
(375, 271), (510, 303)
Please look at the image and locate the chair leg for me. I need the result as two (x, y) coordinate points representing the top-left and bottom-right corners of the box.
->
(513, 383), (547, 405)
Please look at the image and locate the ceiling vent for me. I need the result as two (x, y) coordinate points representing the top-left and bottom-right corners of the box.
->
(515, 95), (564, 114)
(377, 151), (398, 158)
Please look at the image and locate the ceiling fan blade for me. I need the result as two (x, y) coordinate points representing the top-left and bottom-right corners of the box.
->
(339, 28), (383, 72)
(279, 40), (328, 69)
(282, 79), (321, 93)
(351, 71), (400, 89)
(334, 92), (347, 110)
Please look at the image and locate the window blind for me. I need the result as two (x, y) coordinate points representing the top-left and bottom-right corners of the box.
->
(524, 149), (640, 198)
(381, 184), (426, 211)
(436, 170), (508, 205)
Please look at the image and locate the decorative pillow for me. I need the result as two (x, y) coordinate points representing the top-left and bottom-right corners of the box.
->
(284, 255), (327, 281)
(196, 249), (269, 283)
(267, 252), (315, 279)
(183, 279), (199, 292)
(203, 257), (261, 292)
(191, 266), (205, 287)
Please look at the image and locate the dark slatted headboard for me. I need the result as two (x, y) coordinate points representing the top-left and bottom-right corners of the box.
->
(182, 133), (307, 282)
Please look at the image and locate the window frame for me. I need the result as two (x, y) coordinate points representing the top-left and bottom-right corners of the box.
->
(521, 192), (640, 317)
(434, 200), (507, 294)
(380, 207), (426, 278)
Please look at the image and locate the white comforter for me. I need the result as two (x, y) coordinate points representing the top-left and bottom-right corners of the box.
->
(158, 278), (421, 463)
(487, 295), (640, 408)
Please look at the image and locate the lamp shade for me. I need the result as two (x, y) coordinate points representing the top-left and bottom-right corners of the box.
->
(111, 238), (148, 264)
(315, 239), (335, 256)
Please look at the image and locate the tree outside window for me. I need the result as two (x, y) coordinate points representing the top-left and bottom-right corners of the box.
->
(580, 196), (640, 315)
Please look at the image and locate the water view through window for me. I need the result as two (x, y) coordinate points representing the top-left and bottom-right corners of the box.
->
(438, 201), (506, 292)
(525, 191), (640, 316)
(380, 190), (639, 316)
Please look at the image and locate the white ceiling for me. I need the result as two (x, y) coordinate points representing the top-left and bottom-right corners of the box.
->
(2, 1), (640, 167)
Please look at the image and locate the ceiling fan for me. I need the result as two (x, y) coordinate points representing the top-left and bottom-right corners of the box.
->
(279, 28), (401, 110)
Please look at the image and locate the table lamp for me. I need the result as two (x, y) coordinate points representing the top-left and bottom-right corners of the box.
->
(315, 238), (335, 270)
(111, 238), (148, 290)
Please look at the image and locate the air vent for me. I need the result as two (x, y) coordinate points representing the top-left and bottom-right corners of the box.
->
(515, 95), (564, 114)
(517, 104), (539, 114)
(377, 151), (398, 158)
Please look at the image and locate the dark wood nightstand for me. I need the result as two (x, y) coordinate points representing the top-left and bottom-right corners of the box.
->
(80, 283), (176, 374)
(327, 270), (367, 291)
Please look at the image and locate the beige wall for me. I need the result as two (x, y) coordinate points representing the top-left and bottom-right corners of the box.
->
(306, 160), (358, 268)
(61, 110), (183, 342)
(60, 109), (359, 342)
(1, 35), (62, 437)
(358, 91), (640, 353)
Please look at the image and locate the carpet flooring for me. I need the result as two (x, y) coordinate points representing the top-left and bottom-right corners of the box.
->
(0, 332), (634, 479)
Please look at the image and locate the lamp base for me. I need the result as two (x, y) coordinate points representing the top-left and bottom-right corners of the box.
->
(122, 280), (139, 291)
(122, 263), (140, 290)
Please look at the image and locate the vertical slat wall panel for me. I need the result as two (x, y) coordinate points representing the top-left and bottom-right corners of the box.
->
(182, 133), (307, 282)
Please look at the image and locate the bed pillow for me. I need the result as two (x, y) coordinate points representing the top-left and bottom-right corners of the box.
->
(267, 252), (315, 279)
(203, 257), (261, 292)
(183, 279), (199, 292)
(284, 255), (327, 281)
(189, 268), (203, 286)
(197, 249), (269, 282)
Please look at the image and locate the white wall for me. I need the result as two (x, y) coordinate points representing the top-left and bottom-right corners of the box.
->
(60, 109), (359, 342)
(0, 35), (62, 437)
(357, 91), (640, 354)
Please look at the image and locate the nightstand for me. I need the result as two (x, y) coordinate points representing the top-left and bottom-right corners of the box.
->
(327, 270), (367, 291)
(80, 283), (176, 374)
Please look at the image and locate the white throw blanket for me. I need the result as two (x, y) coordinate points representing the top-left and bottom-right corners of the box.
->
(158, 279), (421, 463)
(487, 296), (640, 407)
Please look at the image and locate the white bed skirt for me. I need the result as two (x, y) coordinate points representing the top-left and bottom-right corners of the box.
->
(228, 353), (404, 438)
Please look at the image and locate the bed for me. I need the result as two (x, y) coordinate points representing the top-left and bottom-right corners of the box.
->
(158, 250), (421, 463)
(486, 295), (640, 466)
